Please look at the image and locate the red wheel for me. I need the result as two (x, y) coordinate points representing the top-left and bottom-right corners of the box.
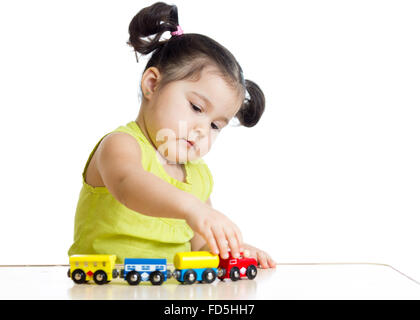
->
(230, 267), (240, 281)
(217, 268), (226, 280)
(246, 265), (257, 280)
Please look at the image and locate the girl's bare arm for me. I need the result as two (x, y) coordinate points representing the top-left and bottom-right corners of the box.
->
(96, 132), (201, 220)
(96, 132), (242, 259)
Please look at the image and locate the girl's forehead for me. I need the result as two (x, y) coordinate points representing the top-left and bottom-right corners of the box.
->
(182, 67), (243, 112)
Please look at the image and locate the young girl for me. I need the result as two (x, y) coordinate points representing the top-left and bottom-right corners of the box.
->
(68, 2), (276, 269)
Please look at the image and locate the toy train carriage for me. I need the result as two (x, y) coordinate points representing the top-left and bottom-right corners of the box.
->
(121, 258), (171, 285)
(68, 254), (118, 285)
(218, 252), (257, 281)
(173, 251), (220, 284)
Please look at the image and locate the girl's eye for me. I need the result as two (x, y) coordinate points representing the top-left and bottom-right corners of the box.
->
(211, 123), (220, 130)
(190, 103), (202, 113)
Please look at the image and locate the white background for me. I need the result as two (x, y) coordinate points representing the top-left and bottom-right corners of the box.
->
(0, 0), (419, 286)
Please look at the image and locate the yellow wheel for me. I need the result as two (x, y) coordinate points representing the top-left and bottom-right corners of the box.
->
(71, 269), (86, 284)
(93, 270), (108, 285)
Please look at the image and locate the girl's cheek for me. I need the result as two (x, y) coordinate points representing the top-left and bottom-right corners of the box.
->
(211, 131), (220, 143)
(198, 137), (213, 156)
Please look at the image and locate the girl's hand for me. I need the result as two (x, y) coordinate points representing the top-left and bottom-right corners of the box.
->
(242, 243), (276, 269)
(185, 205), (243, 260)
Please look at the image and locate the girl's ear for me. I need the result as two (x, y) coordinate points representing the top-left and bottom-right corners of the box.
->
(141, 67), (161, 99)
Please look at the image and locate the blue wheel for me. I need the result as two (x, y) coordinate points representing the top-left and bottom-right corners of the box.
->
(202, 268), (216, 284)
(126, 271), (141, 285)
(150, 271), (164, 285)
(183, 269), (197, 285)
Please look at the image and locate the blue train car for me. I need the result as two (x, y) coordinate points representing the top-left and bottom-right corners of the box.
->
(121, 258), (171, 285)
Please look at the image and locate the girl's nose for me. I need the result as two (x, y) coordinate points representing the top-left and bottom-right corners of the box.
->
(192, 122), (207, 139)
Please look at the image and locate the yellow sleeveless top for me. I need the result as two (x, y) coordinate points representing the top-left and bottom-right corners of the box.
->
(68, 121), (213, 264)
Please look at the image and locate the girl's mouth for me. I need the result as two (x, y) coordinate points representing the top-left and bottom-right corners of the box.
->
(186, 140), (195, 148)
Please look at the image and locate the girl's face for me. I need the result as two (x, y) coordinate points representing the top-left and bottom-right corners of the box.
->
(141, 65), (243, 164)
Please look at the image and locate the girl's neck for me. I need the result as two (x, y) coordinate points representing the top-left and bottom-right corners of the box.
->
(135, 113), (185, 168)
(135, 112), (154, 148)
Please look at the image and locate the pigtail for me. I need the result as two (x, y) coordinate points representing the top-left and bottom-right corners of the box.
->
(127, 2), (180, 56)
(236, 79), (265, 127)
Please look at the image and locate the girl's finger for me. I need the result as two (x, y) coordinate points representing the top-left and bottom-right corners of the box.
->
(202, 229), (219, 255)
(225, 228), (240, 259)
(212, 226), (229, 259)
(267, 255), (277, 268)
(234, 226), (244, 252)
(257, 251), (269, 269)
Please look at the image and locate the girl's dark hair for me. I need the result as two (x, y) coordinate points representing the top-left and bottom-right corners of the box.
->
(127, 2), (265, 127)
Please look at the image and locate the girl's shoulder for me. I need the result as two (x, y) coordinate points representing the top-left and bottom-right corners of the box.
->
(97, 131), (144, 164)
(84, 131), (141, 188)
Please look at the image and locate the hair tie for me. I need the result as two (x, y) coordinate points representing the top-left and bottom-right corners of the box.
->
(171, 25), (183, 36)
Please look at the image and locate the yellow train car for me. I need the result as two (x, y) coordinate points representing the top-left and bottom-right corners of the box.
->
(68, 254), (118, 285)
(173, 251), (220, 284)
(174, 251), (219, 269)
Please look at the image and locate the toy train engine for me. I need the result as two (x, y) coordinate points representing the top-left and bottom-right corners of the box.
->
(173, 251), (220, 285)
(68, 254), (119, 285)
(121, 258), (171, 285)
(218, 252), (258, 281)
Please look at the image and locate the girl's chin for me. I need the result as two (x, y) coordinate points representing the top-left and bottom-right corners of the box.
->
(165, 155), (200, 164)
(158, 150), (202, 164)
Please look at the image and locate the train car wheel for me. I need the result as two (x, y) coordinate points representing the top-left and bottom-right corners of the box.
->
(150, 271), (164, 285)
(246, 265), (257, 280)
(230, 267), (241, 281)
(126, 271), (141, 285)
(93, 270), (108, 285)
(217, 268), (226, 280)
(71, 269), (86, 284)
(183, 269), (197, 285)
(202, 268), (217, 284)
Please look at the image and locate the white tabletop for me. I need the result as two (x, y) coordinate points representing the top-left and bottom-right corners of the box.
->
(0, 263), (419, 300)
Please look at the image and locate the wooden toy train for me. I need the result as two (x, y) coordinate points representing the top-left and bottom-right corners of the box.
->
(67, 251), (258, 285)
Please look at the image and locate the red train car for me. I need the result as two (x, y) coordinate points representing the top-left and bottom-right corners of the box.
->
(218, 252), (258, 281)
